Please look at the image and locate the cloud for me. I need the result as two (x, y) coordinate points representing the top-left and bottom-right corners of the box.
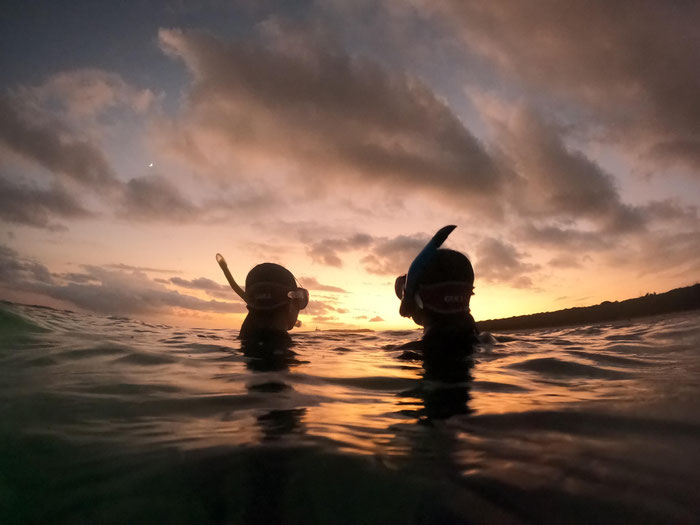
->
(156, 23), (502, 206)
(547, 254), (583, 270)
(303, 230), (437, 275)
(116, 174), (281, 224)
(475, 237), (538, 288)
(0, 174), (93, 230)
(27, 68), (156, 119)
(306, 233), (373, 267)
(620, 231), (700, 279)
(169, 276), (233, 299)
(0, 93), (119, 189)
(0, 245), (246, 316)
(0, 245), (53, 284)
(360, 234), (428, 275)
(297, 276), (348, 293)
(486, 104), (646, 233)
(304, 299), (343, 317)
(106, 263), (182, 274)
(425, 1), (700, 172)
(642, 200), (699, 227)
(519, 224), (612, 252)
(311, 315), (338, 323)
(369, 316), (384, 322)
(118, 175), (200, 222)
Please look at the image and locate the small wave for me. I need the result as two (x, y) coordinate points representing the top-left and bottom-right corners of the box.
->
(81, 383), (183, 397)
(168, 342), (235, 354)
(114, 352), (178, 365)
(507, 357), (630, 379)
(471, 380), (530, 393)
(247, 381), (291, 393)
(605, 333), (643, 341)
(0, 304), (48, 337)
(59, 344), (130, 360)
(566, 350), (657, 367)
(323, 375), (417, 391)
(464, 409), (700, 438)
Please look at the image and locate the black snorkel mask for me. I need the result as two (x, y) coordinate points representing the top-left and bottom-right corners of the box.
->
(245, 281), (309, 311)
(394, 225), (472, 317)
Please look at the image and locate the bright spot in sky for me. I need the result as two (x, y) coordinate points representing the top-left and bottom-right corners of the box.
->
(148, 162), (154, 168)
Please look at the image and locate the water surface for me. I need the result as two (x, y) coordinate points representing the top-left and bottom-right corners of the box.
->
(1, 302), (699, 523)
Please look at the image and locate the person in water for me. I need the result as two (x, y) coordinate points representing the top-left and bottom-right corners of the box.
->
(239, 262), (309, 340)
(394, 225), (479, 352)
(216, 254), (309, 340)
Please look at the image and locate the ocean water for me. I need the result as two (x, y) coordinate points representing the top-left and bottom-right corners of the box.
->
(1, 302), (699, 524)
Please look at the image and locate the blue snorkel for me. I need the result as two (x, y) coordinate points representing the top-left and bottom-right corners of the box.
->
(399, 225), (457, 317)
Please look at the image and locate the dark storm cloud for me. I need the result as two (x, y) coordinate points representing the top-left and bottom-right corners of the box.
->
(157, 23), (502, 205)
(0, 175), (93, 230)
(475, 237), (538, 288)
(0, 94), (119, 188)
(427, 0), (700, 171)
(0, 245), (245, 316)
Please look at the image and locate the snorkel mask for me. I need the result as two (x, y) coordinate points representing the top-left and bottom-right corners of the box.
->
(394, 225), (473, 317)
(245, 281), (309, 311)
(216, 254), (309, 311)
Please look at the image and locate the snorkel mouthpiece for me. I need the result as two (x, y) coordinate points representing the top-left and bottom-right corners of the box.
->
(399, 225), (456, 318)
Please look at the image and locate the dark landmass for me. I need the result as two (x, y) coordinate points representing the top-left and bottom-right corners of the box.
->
(477, 283), (700, 332)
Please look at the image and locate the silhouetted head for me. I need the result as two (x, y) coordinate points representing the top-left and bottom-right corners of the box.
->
(239, 263), (308, 340)
(395, 248), (476, 332)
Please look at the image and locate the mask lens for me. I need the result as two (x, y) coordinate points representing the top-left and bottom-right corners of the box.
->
(288, 288), (309, 310)
(394, 274), (407, 299)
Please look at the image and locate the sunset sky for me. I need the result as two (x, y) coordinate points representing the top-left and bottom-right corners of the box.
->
(1, 1), (699, 330)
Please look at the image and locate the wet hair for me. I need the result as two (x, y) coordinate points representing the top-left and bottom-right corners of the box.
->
(245, 263), (296, 291)
(418, 249), (474, 287)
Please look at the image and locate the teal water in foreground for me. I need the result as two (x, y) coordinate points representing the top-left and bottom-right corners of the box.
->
(1, 302), (699, 524)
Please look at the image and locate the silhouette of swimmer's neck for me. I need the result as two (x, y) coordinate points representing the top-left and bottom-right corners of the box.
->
(239, 308), (294, 340)
(422, 311), (477, 335)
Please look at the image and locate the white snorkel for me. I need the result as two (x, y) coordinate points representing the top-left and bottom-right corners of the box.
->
(216, 253), (247, 302)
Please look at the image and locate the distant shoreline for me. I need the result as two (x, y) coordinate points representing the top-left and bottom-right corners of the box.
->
(477, 283), (700, 332)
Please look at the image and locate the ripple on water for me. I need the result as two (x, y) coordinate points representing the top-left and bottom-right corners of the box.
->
(114, 352), (178, 366)
(471, 380), (531, 393)
(507, 357), (631, 379)
(322, 375), (418, 391)
(566, 350), (658, 367)
(58, 344), (130, 360)
(2, 302), (700, 524)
